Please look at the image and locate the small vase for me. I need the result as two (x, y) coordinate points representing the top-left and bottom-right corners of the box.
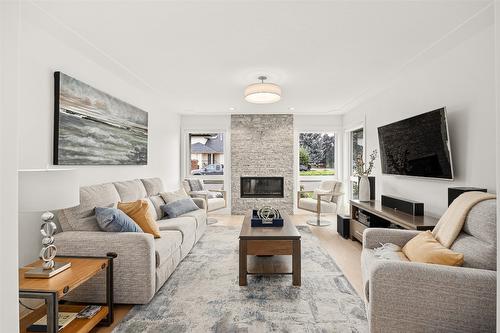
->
(359, 176), (370, 202)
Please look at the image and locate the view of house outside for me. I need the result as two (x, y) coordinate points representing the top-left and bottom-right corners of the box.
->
(299, 132), (335, 176)
(189, 133), (224, 175)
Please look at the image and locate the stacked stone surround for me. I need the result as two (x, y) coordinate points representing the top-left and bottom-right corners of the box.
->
(231, 114), (294, 215)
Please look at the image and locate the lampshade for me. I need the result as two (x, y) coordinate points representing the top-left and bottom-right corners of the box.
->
(18, 169), (80, 212)
(244, 76), (282, 104)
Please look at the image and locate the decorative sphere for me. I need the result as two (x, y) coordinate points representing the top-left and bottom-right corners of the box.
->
(41, 211), (54, 221)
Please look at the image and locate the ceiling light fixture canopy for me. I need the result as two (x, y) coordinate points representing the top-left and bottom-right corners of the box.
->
(244, 76), (281, 104)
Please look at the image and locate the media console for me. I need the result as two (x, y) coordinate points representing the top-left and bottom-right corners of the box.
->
(349, 200), (439, 243)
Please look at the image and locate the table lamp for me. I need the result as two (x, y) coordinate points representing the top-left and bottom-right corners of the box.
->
(19, 169), (79, 278)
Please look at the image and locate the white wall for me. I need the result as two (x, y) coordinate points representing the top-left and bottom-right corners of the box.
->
(494, 1), (499, 327)
(343, 11), (496, 217)
(17, 5), (181, 266)
(1, 1), (20, 331)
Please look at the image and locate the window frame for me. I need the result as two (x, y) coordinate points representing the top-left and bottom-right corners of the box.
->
(297, 131), (338, 183)
(345, 125), (366, 200)
(183, 130), (227, 182)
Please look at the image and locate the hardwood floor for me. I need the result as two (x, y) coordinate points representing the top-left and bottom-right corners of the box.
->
(90, 211), (363, 333)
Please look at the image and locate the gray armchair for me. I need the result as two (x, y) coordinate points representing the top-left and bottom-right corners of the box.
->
(182, 178), (227, 212)
(361, 199), (496, 332)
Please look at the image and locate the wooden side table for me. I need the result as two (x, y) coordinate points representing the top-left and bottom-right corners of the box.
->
(19, 254), (116, 333)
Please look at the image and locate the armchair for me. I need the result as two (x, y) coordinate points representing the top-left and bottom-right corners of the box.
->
(182, 178), (227, 213)
(361, 199), (497, 332)
(297, 180), (343, 226)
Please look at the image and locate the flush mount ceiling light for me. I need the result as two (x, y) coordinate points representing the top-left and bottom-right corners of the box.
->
(244, 76), (281, 104)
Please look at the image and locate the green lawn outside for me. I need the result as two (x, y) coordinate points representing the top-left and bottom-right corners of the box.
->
(299, 169), (336, 176)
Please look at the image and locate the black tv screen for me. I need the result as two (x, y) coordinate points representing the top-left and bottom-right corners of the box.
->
(378, 108), (453, 179)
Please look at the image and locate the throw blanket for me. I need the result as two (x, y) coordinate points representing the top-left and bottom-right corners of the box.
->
(432, 191), (496, 247)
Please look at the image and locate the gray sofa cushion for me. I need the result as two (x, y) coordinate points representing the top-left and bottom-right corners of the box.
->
(157, 216), (197, 258)
(58, 183), (120, 231)
(180, 209), (207, 229)
(114, 179), (147, 202)
(450, 199), (496, 270)
(155, 230), (182, 267)
(141, 178), (164, 196)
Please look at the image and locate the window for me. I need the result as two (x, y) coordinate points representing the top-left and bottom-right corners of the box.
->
(349, 128), (364, 199)
(189, 133), (225, 176)
(298, 132), (335, 176)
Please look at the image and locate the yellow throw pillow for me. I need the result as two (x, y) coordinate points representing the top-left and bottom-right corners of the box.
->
(402, 231), (464, 266)
(118, 200), (161, 238)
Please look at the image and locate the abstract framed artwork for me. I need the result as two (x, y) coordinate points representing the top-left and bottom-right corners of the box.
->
(53, 72), (148, 165)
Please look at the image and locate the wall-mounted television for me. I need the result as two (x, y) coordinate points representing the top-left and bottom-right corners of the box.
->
(377, 108), (453, 179)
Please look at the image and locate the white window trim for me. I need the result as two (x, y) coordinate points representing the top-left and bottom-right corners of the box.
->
(343, 121), (366, 209)
(294, 126), (343, 212)
(181, 128), (231, 213)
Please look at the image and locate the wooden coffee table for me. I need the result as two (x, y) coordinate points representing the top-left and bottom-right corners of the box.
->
(239, 211), (301, 286)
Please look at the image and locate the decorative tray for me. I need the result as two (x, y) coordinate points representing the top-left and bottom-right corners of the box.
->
(250, 209), (284, 227)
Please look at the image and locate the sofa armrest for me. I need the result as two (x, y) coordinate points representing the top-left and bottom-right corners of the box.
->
(363, 228), (421, 249)
(192, 197), (207, 210)
(54, 231), (156, 304)
(369, 261), (496, 332)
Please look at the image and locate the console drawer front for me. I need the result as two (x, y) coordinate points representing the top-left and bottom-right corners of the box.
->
(350, 219), (367, 243)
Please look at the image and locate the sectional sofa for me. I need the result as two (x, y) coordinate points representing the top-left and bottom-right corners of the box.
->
(54, 178), (207, 304)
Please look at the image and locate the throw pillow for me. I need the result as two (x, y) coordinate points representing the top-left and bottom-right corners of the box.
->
(95, 207), (143, 233)
(149, 195), (166, 218)
(313, 189), (333, 202)
(373, 243), (409, 261)
(161, 197), (199, 218)
(187, 178), (204, 191)
(118, 200), (161, 238)
(402, 231), (464, 266)
(160, 188), (189, 204)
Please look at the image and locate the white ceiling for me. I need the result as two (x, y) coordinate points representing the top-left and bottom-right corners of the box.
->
(30, 0), (491, 115)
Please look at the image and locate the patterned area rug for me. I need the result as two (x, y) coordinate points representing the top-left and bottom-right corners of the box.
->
(113, 225), (367, 332)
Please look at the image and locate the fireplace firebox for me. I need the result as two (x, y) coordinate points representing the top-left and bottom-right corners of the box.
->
(240, 177), (284, 198)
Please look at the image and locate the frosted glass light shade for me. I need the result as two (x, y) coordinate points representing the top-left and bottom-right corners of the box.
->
(18, 169), (80, 212)
(244, 82), (282, 104)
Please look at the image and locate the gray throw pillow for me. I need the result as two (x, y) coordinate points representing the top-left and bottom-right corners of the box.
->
(95, 207), (143, 232)
(188, 179), (204, 191)
(161, 198), (199, 218)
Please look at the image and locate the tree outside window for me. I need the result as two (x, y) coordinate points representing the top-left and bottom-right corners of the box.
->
(299, 132), (335, 176)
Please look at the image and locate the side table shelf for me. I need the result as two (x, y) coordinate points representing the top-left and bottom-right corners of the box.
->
(19, 254), (116, 333)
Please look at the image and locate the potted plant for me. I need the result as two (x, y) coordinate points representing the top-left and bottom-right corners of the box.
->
(355, 149), (378, 202)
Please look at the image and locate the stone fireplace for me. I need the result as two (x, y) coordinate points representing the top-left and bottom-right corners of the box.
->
(231, 114), (294, 214)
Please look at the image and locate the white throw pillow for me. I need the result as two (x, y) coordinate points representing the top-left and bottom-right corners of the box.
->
(373, 243), (409, 261)
(160, 188), (189, 204)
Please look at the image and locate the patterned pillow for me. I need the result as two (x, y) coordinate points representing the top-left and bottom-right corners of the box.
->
(187, 179), (204, 191)
(161, 198), (199, 218)
(95, 207), (142, 233)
